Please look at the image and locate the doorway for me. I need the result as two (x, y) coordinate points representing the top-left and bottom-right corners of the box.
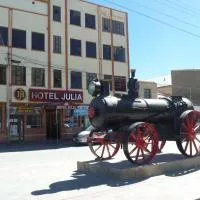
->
(9, 115), (24, 141)
(46, 109), (61, 139)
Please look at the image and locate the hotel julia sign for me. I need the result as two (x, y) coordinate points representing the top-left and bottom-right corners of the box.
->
(29, 89), (83, 103)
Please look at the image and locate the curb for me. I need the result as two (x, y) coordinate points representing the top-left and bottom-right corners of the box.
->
(77, 156), (200, 180)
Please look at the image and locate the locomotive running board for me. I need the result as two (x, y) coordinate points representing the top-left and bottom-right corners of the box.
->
(77, 156), (200, 180)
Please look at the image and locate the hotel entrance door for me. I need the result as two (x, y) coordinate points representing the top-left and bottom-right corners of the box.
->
(46, 109), (61, 139)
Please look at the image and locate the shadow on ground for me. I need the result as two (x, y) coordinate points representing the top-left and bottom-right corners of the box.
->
(31, 153), (200, 196)
(0, 141), (77, 153)
(31, 170), (147, 196)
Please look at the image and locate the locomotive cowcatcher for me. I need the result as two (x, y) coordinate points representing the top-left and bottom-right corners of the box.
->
(87, 73), (200, 165)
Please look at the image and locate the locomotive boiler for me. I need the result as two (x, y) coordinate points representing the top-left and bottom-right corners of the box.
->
(87, 76), (200, 165)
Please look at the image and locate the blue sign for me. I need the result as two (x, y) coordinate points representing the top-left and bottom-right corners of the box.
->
(73, 109), (88, 117)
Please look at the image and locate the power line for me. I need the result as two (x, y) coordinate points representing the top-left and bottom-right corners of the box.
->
(125, 0), (200, 29)
(154, 0), (199, 18)
(102, 0), (200, 39)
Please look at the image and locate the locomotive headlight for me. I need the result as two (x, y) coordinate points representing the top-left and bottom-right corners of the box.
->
(88, 80), (101, 97)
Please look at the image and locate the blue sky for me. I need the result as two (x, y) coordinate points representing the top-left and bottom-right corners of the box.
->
(90, 0), (200, 80)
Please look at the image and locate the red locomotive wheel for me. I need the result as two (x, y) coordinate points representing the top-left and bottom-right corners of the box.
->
(88, 130), (120, 160)
(123, 122), (159, 165)
(176, 110), (200, 157)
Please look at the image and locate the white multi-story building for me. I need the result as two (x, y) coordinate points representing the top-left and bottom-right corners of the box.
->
(0, 0), (130, 142)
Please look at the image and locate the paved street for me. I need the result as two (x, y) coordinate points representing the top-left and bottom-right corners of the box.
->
(0, 142), (200, 200)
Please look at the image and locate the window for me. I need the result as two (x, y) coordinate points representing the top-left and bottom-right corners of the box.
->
(53, 5), (61, 22)
(114, 46), (125, 62)
(0, 107), (2, 128)
(144, 89), (151, 98)
(12, 29), (26, 49)
(32, 67), (45, 87)
(86, 73), (97, 89)
(104, 75), (126, 92)
(102, 18), (111, 32)
(53, 35), (61, 53)
(71, 71), (82, 89)
(32, 32), (45, 51)
(112, 20), (125, 35)
(11, 65), (26, 85)
(0, 26), (8, 46)
(27, 115), (41, 128)
(70, 39), (81, 56)
(70, 10), (81, 26)
(54, 69), (62, 88)
(85, 13), (96, 29)
(115, 76), (126, 92)
(103, 45), (111, 60)
(86, 41), (96, 58)
(0, 65), (6, 85)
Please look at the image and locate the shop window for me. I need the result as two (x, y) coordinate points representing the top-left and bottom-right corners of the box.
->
(12, 29), (26, 49)
(32, 67), (45, 87)
(0, 26), (8, 46)
(11, 65), (26, 86)
(53, 5), (61, 22)
(0, 107), (2, 128)
(85, 13), (96, 29)
(86, 41), (96, 58)
(112, 20), (125, 35)
(114, 46), (125, 62)
(53, 35), (61, 54)
(70, 10), (81, 26)
(70, 39), (81, 56)
(53, 69), (62, 88)
(71, 71), (82, 89)
(0, 65), (6, 85)
(32, 32), (45, 51)
(27, 115), (41, 128)
(103, 44), (111, 60)
(102, 18), (111, 32)
(86, 73), (97, 89)
(144, 89), (151, 98)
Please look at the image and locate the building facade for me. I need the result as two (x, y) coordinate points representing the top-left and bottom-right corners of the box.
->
(171, 70), (200, 105)
(0, 0), (129, 143)
(138, 81), (157, 99)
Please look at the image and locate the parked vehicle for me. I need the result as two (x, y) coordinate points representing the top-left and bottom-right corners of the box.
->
(72, 125), (94, 145)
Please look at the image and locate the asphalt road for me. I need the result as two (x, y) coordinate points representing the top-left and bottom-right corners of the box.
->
(0, 142), (200, 200)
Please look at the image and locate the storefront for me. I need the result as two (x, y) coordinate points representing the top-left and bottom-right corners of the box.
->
(28, 88), (84, 142)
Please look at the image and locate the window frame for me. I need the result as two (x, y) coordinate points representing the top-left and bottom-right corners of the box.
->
(11, 65), (26, 86)
(144, 88), (151, 98)
(32, 32), (45, 51)
(71, 71), (82, 89)
(85, 13), (96, 29)
(12, 28), (26, 49)
(70, 38), (81, 56)
(86, 41), (96, 58)
(0, 107), (2, 129)
(53, 69), (62, 88)
(53, 5), (61, 22)
(31, 67), (45, 87)
(112, 20), (125, 35)
(0, 65), (6, 85)
(0, 26), (8, 46)
(103, 44), (111, 60)
(102, 18), (111, 32)
(70, 10), (81, 26)
(114, 46), (126, 62)
(27, 114), (41, 128)
(53, 35), (62, 54)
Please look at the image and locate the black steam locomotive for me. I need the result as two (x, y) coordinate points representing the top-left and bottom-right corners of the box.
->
(87, 75), (200, 165)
